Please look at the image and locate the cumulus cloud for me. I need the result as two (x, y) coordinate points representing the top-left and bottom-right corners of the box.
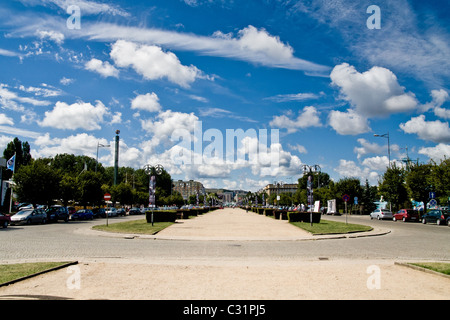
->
(269, 106), (321, 133)
(131, 93), (162, 113)
(0, 114), (14, 126)
(418, 143), (450, 162)
(330, 63), (419, 117)
(110, 40), (200, 88)
(85, 58), (119, 78)
(328, 109), (370, 135)
(38, 100), (109, 130)
(399, 115), (450, 143)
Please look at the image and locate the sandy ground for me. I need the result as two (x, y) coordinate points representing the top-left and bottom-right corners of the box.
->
(0, 209), (449, 300)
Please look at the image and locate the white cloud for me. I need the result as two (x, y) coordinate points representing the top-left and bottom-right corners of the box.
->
(361, 156), (390, 172)
(328, 109), (370, 135)
(418, 143), (450, 162)
(20, 0), (129, 17)
(77, 23), (329, 73)
(131, 93), (162, 113)
(334, 159), (379, 185)
(288, 144), (308, 154)
(60, 77), (75, 86)
(36, 30), (64, 45)
(85, 58), (119, 78)
(39, 100), (109, 130)
(399, 115), (450, 143)
(0, 114), (14, 126)
(110, 40), (200, 88)
(353, 138), (384, 159)
(269, 106), (321, 133)
(330, 63), (419, 117)
(0, 83), (51, 107)
(420, 89), (450, 119)
(264, 92), (320, 102)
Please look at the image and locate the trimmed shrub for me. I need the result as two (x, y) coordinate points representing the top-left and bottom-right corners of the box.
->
(146, 210), (177, 223)
(264, 208), (275, 217)
(287, 211), (321, 223)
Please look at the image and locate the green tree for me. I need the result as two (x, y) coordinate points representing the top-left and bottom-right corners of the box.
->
(14, 160), (61, 207)
(430, 159), (450, 206)
(60, 173), (79, 206)
(3, 137), (32, 180)
(360, 179), (378, 214)
(77, 171), (103, 208)
(406, 163), (433, 212)
(378, 164), (408, 212)
(111, 182), (134, 206)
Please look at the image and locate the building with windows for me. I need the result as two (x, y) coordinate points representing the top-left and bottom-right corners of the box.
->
(260, 183), (298, 197)
(172, 180), (205, 201)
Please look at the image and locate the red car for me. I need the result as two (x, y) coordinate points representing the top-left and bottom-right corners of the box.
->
(393, 209), (419, 222)
(0, 212), (11, 228)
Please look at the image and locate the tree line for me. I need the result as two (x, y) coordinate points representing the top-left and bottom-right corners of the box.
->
(250, 160), (449, 214)
(2, 138), (184, 210)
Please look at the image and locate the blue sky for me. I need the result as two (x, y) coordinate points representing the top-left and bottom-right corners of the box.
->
(0, 0), (449, 191)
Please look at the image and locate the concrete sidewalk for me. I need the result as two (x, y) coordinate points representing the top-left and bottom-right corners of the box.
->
(120, 207), (390, 241)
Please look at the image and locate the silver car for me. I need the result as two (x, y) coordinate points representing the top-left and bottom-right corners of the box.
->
(11, 208), (47, 225)
(370, 208), (393, 220)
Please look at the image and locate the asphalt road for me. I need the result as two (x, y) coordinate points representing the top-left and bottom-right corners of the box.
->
(1, 211), (449, 263)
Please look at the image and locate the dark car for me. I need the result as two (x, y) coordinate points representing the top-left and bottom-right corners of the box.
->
(128, 207), (142, 215)
(393, 209), (419, 222)
(71, 209), (94, 220)
(46, 206), (69, 223)
(0, 212), (11, 228)
(92, 208), (106, 218)
(117, 208), (126, 216)
(421, 209), (449, 225)
(10, 208), (47, 225)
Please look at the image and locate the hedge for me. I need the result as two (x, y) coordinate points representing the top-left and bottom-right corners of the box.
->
(146, 210), (177, 223)
(287, 211), (321, 223)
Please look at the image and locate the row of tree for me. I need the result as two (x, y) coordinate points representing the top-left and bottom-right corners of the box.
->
(2, 137), (449, 213)
(2, 138), (185, 209)
(245, 160), (449, 214)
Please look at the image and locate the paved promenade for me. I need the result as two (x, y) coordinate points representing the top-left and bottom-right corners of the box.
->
(0, 208), (448, 300)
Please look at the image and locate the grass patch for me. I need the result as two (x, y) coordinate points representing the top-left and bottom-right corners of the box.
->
(92, 219), (173, 235)
(0, 262), (70, 285)
(290, 219), (373, 235)
(410, 262), (450, 275)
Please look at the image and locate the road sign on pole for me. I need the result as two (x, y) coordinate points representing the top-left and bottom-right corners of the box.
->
(104, 193), (111, 201)
(342, 194), (350, 202)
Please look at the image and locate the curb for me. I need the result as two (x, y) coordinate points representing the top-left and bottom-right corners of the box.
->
(394, 262), (450, 280)
(0, 261), (78, 288)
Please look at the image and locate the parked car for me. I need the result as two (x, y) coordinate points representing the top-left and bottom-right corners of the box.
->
(92, 208), (106, 218)
(0, 212), (11, 228)
(117, 208), (126, 216)
(105, 207), (117, 217)
(67, 206), (76, 219)
(370, 208), (393, 220)
(421, 209), (449, 225)
(71, 209), (94, 220)
(446, 216), (450, 227)
(46, 205), (69, 223)
(393, 209), (419, 222)
(10, 208), (47, 225)
(128, 207), (142, 215)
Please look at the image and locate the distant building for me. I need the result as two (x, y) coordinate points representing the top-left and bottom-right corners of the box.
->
(172, 180), (205, 200)
(261, 183), (298, 197)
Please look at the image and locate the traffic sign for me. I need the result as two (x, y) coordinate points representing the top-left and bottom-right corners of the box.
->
(104, 193), (111, 201)
(429, 192), (436, 199)
(342, 194), (350, 202)
(354, 196), (358, 205)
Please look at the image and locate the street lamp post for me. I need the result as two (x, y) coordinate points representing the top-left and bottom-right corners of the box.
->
(95, 142), (110, 172)
(143, 164), (164, 226)
(302, 164), (321, 226)
(114, 130), (120, 185)
(374, 132), (390, 168)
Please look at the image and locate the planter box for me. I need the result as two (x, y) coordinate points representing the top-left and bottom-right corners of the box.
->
(264, 208), (275, 217)
(287, 211), (321, 223)
(146, 210), (177, 223)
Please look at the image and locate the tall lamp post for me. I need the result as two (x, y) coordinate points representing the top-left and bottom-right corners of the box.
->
(114, 130), (120, 185)
(374, 132), (390, 168)
(302, 164), (321, 226)
(143, 164), (164, 226)
(95, 142), (110, 172)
